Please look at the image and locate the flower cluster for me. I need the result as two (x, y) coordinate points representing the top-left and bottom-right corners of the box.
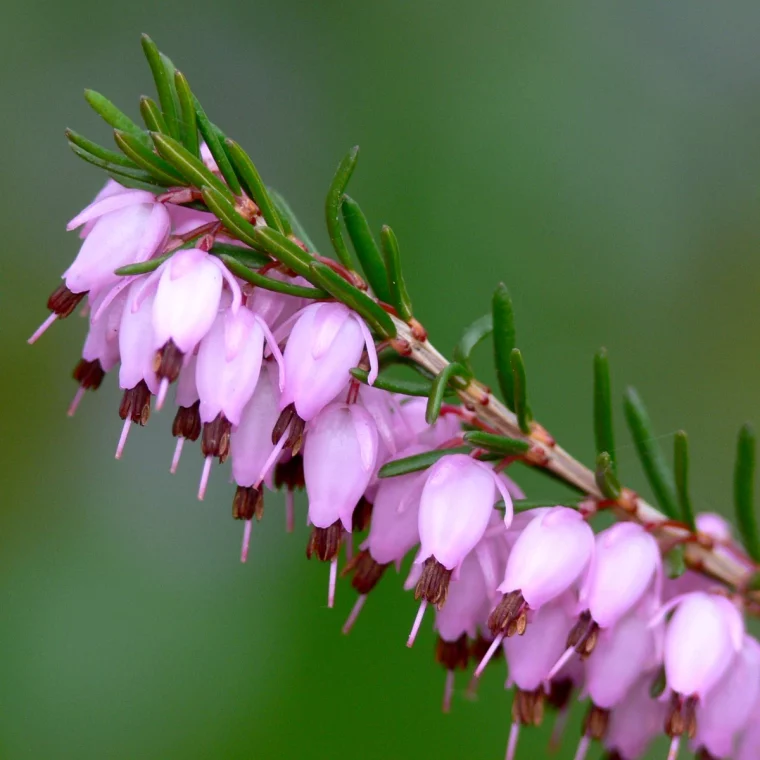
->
(31, 164), (760, 760)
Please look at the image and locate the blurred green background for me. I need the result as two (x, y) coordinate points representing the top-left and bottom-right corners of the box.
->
(2, 1), (760, 758)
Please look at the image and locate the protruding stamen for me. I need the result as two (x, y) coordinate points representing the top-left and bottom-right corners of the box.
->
(505, 723), (520, 760)
(342, 595), (367, 635)
(115, 417), (132, 459)
(573, 735), (591, 760)
(28, 313), (58, 345)
(442, 670), (455, 714)
(547, 646), (576, 682)
(407, 600), (428, 648)
(241, 520), (253, 563)
(198, 456), (213, 500)
(328, 557), (338, 609)
(667, 737), (680, 760)
(156, 378), (170, 411)
(474, 634), (504, 678)
(67, 387), (86, 417)
(285, 489), (295, 533)
(170, 437), (185, 474)
(344, 531), (354, 562)
(549, 708), (569, 752)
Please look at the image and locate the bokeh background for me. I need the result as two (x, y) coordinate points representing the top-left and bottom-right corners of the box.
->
(2, 2), (760, 758)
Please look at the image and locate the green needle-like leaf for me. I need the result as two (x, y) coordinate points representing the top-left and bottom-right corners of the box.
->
(462, 431), (530, 456)
(225, 139), (284, 232)
(192, 96), (242, 195)
(140, 34), (181, 140)
(380, 225), (413, 321)
(622, 387), (679, 519)
(426, 362), (469, 425)
(152, 132), (234, 201)
(69, 144), (165, 187)
(114, 130), (187, 186)
(511, 348), (531, 434)
(268, 188), (312, 244)
(734, 423), (759, 561)
(674, 431), (696, 531)
(66, 129), (135, 167)
(378, 447), (471, 479)
(595, 452), (622, 500)
(453, 314), (493, 372)
(201, 186), (269, 252)
(308, 262), (396, 338)
(350, 368), (434, 397)
(84, 90), (149, 144)
(342, 195), (391, 303)
(174, 72), (199, 157)
(325, 146), (359, 269)
(252, 226), (314, 279)
(492, 283), (517, 410)
(218, 255), (328, 299)
(139, 97), (169, 135)
(208, 242), (270, 268)
(594, 348), (616, 474)
(115, 253), (171, 276)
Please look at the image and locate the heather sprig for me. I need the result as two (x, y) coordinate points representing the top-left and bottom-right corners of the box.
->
(27, 35), (760, 760)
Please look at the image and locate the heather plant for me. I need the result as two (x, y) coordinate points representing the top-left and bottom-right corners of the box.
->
(29, 36), (760, 760)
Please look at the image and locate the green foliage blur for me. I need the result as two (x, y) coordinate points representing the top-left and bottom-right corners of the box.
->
(3, 2), (760, 758)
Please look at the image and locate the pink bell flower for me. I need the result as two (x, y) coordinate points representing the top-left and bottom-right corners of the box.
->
(195, 306), (284, 427)
(604, 675), (667, 760)
(435, 549), (491, 644)
(407, 454), (513, 648)
(584, 609), (660, 709)
(694, 636), (760, 758)
(737, 692), (760, 760)
(151, 248), (240, 354)
(363, 444), (427, 566)
(229, 364), (283, 563)
(579, 523), (662, 630)
(29, 190), (170, 345)
(279, 302), (378, 422)
(662, 592), (744, 701)
(303, 402), (379, 609)
(115, 280), (160, 459)
(303, 403), (378, 531)
(65, 190), (170, 296)
(230, 363), (282, 490)
(503, 594), (576, 693)
(499, 506), (594, 609)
